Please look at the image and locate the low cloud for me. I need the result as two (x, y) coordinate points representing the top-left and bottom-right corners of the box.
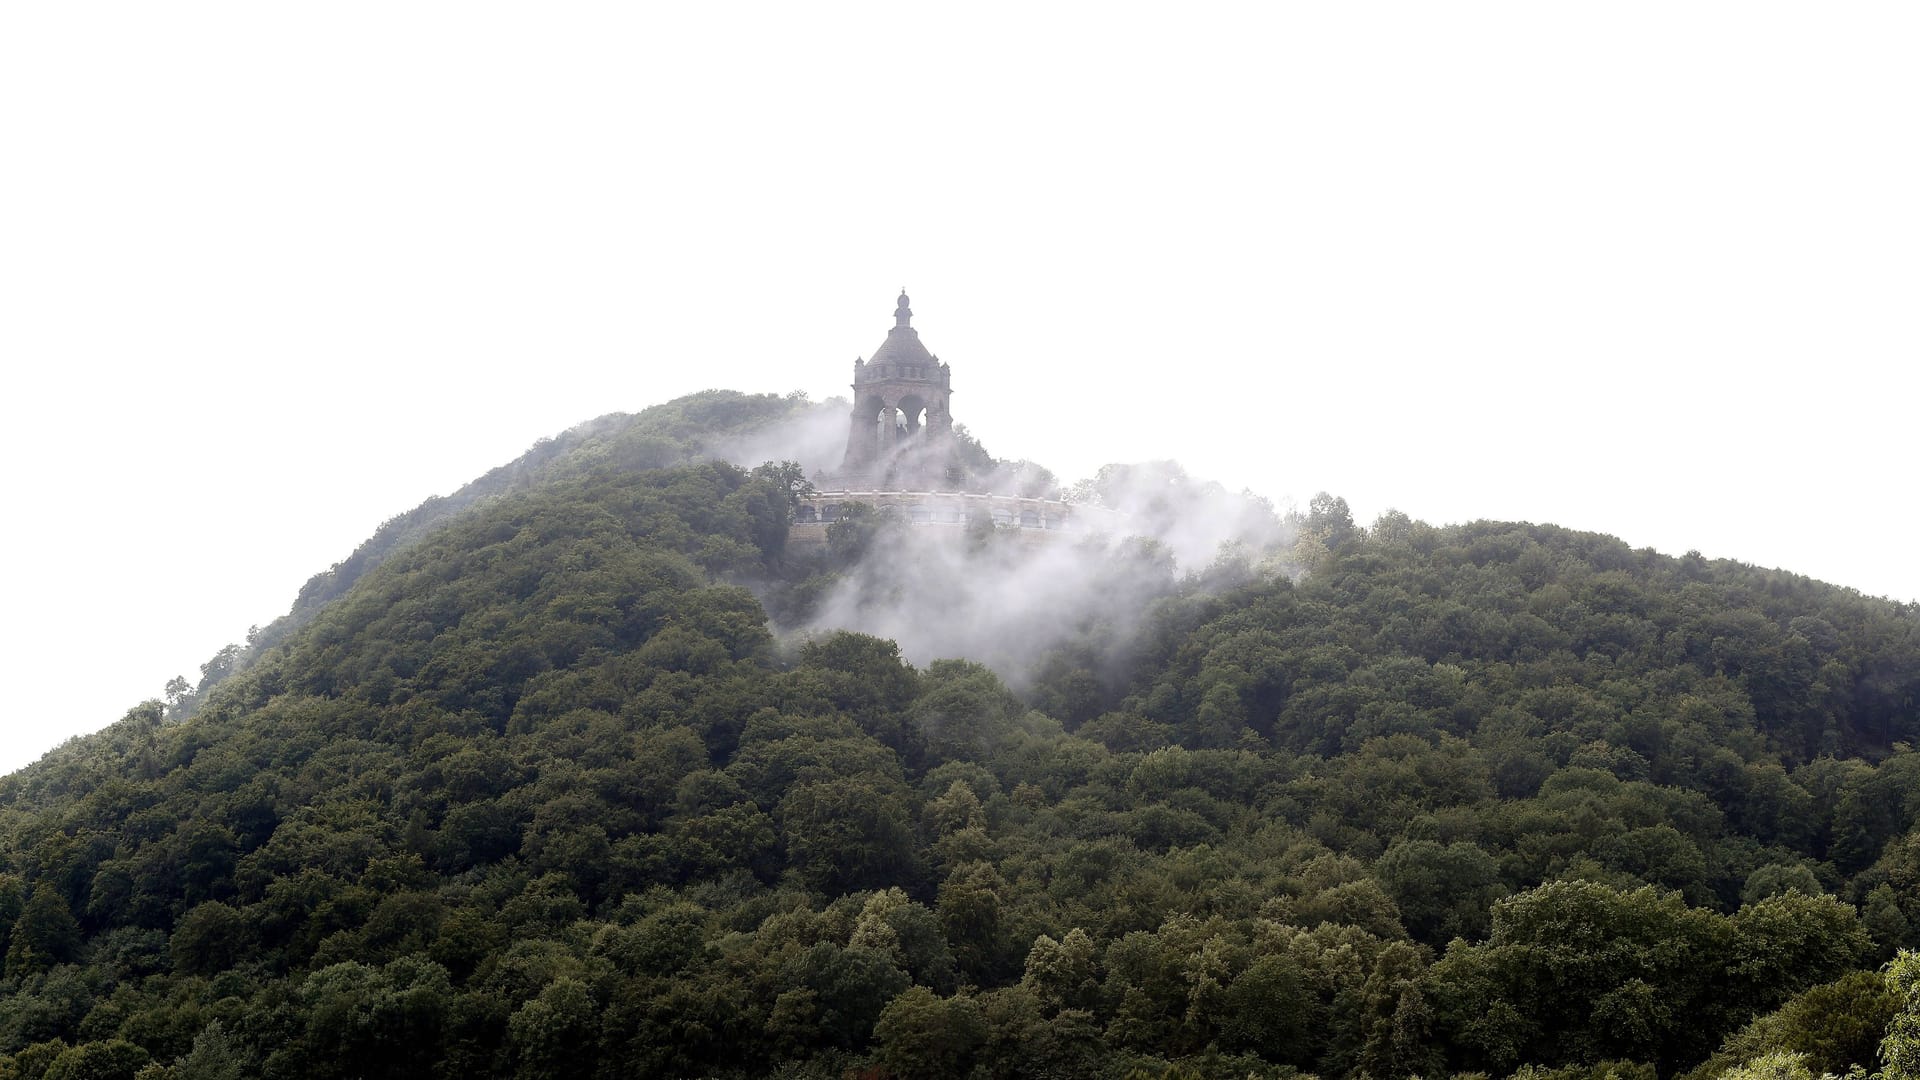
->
(724, 399), (1299, 697)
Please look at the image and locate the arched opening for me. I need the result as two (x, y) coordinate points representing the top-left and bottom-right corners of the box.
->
(897, 395), (926, 439)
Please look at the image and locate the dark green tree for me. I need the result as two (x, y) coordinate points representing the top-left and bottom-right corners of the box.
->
(873, 986), (987, 1080)
(5, 884), (82, 977)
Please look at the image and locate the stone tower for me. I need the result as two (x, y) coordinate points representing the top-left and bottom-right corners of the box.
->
(840, 290), (954, 487)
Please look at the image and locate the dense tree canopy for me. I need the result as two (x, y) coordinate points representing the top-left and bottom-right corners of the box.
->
(6, 391), (1920, 1078)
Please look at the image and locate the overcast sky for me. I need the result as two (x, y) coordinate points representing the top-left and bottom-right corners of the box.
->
(3, 3), (1916, 774)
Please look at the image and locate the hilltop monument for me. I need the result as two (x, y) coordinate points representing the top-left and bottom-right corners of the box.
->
(793, 291), (1119, 542)
(837, 290), (956, 490)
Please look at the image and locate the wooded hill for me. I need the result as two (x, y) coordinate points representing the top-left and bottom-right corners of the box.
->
(4, 390), (1920, 1080)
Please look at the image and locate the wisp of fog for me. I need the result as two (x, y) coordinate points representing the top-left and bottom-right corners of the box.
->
(717, 399), (1298, 694)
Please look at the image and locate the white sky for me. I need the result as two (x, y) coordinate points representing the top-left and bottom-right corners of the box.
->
(2, 3), (1916, 774)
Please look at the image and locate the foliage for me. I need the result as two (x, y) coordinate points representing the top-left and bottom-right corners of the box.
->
(1886, 950), (1920, 1080)
(4, 391), (1920, 1077)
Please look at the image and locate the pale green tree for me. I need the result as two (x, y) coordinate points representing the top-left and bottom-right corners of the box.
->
(1885, 950), (1920, 1080)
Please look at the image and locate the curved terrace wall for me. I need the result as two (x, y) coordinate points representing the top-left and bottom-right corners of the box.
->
(789, 490), (1125, 549)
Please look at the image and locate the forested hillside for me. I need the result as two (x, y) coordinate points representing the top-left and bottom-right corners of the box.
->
(5, 391), (1920, 1080)
(165, 391), (844, 721)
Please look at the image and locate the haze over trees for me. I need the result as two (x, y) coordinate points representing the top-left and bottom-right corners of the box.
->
(5, 390), (1920, 1079)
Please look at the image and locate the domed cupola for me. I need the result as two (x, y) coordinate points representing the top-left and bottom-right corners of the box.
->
(841, 290), (955, 484)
